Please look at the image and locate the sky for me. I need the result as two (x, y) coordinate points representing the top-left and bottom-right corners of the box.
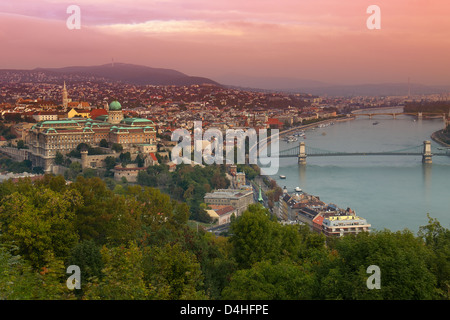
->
(0, 0), (450, 86)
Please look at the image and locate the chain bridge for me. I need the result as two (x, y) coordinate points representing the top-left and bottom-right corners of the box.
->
(272, 141), (449, 164)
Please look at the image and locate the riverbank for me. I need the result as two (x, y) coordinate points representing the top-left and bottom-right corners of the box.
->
(280, 115), (355, 138)
(431, 129), (450, 147)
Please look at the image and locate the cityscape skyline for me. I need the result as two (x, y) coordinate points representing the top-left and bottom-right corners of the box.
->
(1, 0), (450, 87)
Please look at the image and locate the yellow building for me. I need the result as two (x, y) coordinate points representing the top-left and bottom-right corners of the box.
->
(67, 108), (91, 119)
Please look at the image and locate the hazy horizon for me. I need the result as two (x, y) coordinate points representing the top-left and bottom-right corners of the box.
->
(1, 1), (450, 87)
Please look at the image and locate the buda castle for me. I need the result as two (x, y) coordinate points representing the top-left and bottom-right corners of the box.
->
(27, 84), (157, 172)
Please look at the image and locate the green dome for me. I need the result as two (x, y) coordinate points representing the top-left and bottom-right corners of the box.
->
(109, 101), (122, 111)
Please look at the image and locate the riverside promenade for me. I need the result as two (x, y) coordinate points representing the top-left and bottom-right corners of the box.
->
(431, 129), (450, 148)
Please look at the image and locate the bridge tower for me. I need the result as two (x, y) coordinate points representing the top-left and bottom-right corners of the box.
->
(418, 112), (423, 120)
(422, 140), (432, 164)
(298, 142), (307, 165)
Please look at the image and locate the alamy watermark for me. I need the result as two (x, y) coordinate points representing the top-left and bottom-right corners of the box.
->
(171, 121), (280, 175)
(367, 5), (381, 30)
(366, 265), (381, 289)
(66, 5), (81, 30)
(66, 265), (81, 290)
(66, 5), (381, 30)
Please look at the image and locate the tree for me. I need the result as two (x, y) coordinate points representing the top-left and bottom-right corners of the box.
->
(82, 168), (98, 178)
(16, 140), (25, 149)
(211, 171), (228, 189)
(315, 229), (439, 300)
(68, 176), (121, 243)
(104, 156), (117, 177)
(119, 152), (131, 166)
(222, 260), (313, 300)
(0, 187), (82, 268)
(66, 161), (82, 180)
(84, 242), (149, 300)
(0, 247), (74, 300)
(67, 240), (104, 291)
(142, 243), (207, 300)
(54, 152), (64, 165)
(112, 143), (123, 153)
(32, 166), (45, 174)
(135, 154), (145, 167)
(418, 214), (450, 299)
(99, 139), (109, 148)
(229, 204), (295, 269)
(69, 161), (82, 173)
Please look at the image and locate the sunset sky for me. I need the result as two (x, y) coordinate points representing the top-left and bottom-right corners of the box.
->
(1, 0), (449, 86)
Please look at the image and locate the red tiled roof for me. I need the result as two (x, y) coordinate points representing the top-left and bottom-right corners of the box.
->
(90, 109), (108, 119)
(313, 215), (324, 226)
(208, 205), (236, 216)
(266, 118), (283, 125)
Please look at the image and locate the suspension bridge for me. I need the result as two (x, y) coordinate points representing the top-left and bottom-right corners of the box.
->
(271, 141), (449, 164)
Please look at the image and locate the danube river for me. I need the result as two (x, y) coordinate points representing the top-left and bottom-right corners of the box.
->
(269, 107), (450, 233)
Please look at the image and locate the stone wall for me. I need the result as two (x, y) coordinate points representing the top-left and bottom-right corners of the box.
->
(0, 147), (29, 162)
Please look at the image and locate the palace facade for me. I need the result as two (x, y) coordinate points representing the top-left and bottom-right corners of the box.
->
(27, 100), (156, 171)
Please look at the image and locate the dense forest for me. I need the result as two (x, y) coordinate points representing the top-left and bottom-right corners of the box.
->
(0, 174), (448, 300)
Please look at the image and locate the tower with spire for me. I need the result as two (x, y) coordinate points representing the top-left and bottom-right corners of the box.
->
(62, 81), (69, 110)
(258, 185), (264, 204)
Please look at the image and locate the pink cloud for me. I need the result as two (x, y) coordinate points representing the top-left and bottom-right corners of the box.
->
(0, 0), (449, 85)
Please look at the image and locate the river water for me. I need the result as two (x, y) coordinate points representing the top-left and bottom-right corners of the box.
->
(269, 107), (450, 233)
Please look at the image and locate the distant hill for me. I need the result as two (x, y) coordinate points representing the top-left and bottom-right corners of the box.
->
(216, 73), (450, 96)
(35, 63), (220, 86)
(0, 63), (220, 86)
(299, 83), (450, 97)
(2, 64), (449, 96)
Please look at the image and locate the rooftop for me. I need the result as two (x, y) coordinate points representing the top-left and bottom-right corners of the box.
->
(204, 188), (253, 200)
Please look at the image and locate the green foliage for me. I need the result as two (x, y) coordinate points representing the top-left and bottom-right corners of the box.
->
(0, 187), (81, 268)
(0, 123), (17, 140)
(0, 247), (74, 300)
(54, 151), (64, 165)
(136, 163), (230, 223)
(84, 242), (149, 300)
(229, 204), (302, 268)
(143, 243), (207, 299)
(111, 143), (123, 153)
(0, 157), (33, 173)
(67, 240), (103, 286)
(99, 139), (109, 148)
(0, 175), (448, 300)
(222, 260), (314, 300)
(418, 214), (450, 299)
(237, 164), (260, 180)
(315, 229), (439, 300)
(16, 140), (25, 149)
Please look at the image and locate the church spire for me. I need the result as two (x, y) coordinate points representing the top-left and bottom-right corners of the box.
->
(62, 81), (69, 109)
(258, 185), (264, 204)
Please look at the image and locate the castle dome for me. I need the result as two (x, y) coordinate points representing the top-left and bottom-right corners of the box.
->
(109, 101), (122, 111)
